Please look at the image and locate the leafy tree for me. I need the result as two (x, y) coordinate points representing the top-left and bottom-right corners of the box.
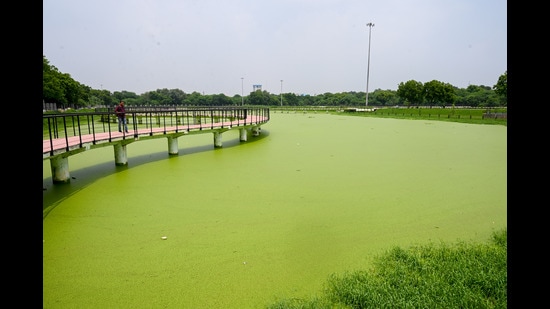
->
(300, 94), (317, 106)
(396, 80), (424, 107)
(455, 88), (483, 107)
(423, 80), (456, 107)
(43, 56), (65, 105)
(317, 93), (335, 106)
(113, 90), (139, 102)
(231, 94), (244, 106)
(184, 91), (208, 105)
(371, 89), (400, 106)
(140, 89), (173, 105)
(43, 55), (87, 108)
(248, 90), (273, 106)
(59, 73), (85, 108)
(211, 93), (233, 106)
(167, 89), (187, 105)
(282, 93), (299, 106)
(333, 92), (352, 106)
(454, 85), (501, 107)
(493, 71), (507, 105)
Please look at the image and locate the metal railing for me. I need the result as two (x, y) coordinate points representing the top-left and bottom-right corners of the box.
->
(43, 106), (270, 157)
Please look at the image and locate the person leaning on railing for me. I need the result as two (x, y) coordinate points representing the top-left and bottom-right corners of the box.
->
(115, 100), (129, 133)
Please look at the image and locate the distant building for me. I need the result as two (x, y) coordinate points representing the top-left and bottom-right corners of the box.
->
(253, 84), (262, 92)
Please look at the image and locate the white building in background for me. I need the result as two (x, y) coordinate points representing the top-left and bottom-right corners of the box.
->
(253, 84), (262, 92)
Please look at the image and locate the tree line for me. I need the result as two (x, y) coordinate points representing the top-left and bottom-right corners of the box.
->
(43, 55), (507, 110)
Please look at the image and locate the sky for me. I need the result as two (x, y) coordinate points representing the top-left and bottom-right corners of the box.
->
(43, 0), (507, 96)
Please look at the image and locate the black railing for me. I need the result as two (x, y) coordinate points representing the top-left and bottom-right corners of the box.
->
(43, 106), (270, 157)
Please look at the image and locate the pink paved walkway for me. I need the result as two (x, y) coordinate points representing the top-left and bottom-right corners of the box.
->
(43, 115), (268, 156)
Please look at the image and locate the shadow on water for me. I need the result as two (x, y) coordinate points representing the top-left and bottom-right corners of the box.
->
(43, 130), (270, 217)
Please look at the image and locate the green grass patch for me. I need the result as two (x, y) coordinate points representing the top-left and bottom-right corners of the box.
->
(332, 107), (507, 126)
(267, 228), (507, 309)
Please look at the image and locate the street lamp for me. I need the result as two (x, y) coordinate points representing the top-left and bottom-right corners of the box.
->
(241, 77), (244, 106)
(365, 22), (374, 107)
(280, 80), (283, 106)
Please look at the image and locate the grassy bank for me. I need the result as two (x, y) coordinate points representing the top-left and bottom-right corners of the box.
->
(270, 106), (507, 126)
(335, 107), (507, 126)
(267, 228), (507, 308)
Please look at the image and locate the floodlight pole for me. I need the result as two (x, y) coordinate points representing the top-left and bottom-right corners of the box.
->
(365, 22), (374, 107)
(241, 77), (244, 106)
(280, 80), (283, 106)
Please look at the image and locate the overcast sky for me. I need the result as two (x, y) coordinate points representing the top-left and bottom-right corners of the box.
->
(43, 0), (507, 96)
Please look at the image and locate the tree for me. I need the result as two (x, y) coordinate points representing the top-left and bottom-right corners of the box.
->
(113, 90), (139, 102)
(396, 80), (424, 107)
(43, 55), (87, 108)
(43, 56), (65, 105)
(211, 93), (232, 106)
(423, 80), (456, 107)
(185, 91), (208, 105)
(371, 89), (400, 106)
(248, 90), (272, 106)
(283, 93), (299, 106)
(493, 71), (507, 105)
(59, 73), (85, 108)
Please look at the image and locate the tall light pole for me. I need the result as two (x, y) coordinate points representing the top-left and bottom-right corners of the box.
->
(241, 77), (244, 106)
(365, 22), (374, 107)
(280, 80), (283, 106)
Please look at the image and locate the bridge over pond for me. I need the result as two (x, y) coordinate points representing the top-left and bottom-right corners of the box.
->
(43, 106), (270, 184)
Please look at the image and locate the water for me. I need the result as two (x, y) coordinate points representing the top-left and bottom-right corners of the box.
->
(43, 112), (507, 308)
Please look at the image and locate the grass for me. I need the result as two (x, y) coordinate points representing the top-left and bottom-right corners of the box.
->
(266, 228), (507, 309)
(331, 107), (507, 126)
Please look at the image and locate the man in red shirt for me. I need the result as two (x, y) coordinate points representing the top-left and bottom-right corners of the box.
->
(115, 100), (129, 133)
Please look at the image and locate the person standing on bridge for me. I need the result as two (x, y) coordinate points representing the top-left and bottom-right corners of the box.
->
(115, 100), (129, 133)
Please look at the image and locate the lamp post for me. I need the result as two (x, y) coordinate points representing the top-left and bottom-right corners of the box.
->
(241, 77), (244, 106)
(365, 22), (374, 107)
(280, 80), (283, 106)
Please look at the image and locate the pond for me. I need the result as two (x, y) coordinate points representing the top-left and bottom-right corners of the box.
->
(43, 111), (507, 308)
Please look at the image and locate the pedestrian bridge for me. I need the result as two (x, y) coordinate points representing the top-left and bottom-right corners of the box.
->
(43, 106), (270, 184)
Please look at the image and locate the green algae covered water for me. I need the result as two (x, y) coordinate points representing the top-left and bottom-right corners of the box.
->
(43, 112), (507, 308)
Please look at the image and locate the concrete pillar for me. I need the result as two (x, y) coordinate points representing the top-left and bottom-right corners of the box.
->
(114, 143), (128, 166)
(50, 155), (71, 184)
(167, 136), (179, 155)
(252, 126), (261, 136)
(239, 128), (247, 142)
(213, 131), (223, 148)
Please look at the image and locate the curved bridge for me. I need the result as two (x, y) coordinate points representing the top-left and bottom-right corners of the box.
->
(43, 106), (270, 184)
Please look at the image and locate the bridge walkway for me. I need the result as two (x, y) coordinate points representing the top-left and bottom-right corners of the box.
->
(43, 107), (269, 184)
(43, 115), (267, 155)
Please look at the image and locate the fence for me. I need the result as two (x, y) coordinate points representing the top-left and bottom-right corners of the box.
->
(43, 106), (270, 157)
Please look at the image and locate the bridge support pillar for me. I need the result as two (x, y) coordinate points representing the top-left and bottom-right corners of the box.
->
(252, 126), (261, 136)
(239, 128), (247, 141)
(51, 155), (71, 184)
(114, 143), (128, 166)
(213, 131), (223, 148)
(167, 136), (179, 155)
